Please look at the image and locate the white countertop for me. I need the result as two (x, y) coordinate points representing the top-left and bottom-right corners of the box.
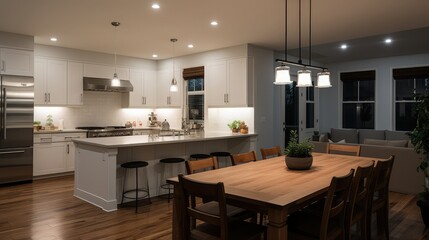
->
(73, 132), (257, 148)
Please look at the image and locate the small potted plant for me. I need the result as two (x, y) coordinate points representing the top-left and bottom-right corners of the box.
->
(239, 121), (248, 134)
(285, 130), (314, 170)
(33, 121), (42, 131)
(408, 92), (429, 226)
(227, 120), (241, 133)
(45, 114), (54, 130)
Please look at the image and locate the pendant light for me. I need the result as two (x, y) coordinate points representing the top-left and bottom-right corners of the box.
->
(316, 70), (332, 88)
(296, 0), (312, 87)
(111, 21), (121, 87)
(170, 38), (178, 92)
(274, 0), (292, 85)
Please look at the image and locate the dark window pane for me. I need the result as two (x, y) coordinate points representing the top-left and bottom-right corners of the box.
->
(306, 86), (314, 101)
(359, 80), (375, 101)
(343, 80), (358, 101)
(188, 79), (195, 91)
(195, 78), (204, 91)
(416, 78), (429, 96)
(396, 102), (417, 131)
(285, 83), (299, 125)
(343, 103), (357, 128)
(306, 103), (314, 128)
(188, 95), (204, 120)
(396, 79), (414, 100)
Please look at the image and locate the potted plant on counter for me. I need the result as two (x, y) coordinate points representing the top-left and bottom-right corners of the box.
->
(408, 92), (429, 227)
(227, 120), (241, 133)
(285, 130), (314, 170)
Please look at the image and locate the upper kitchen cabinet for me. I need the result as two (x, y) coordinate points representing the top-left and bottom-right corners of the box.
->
(205, 57), (253, 107)
(67, 61), (84, 105)
(83, 63), (129, 80)
(156, 69), (182, 108)
(122, 69), (157, 108)
(34, 58), (67, 105)
(0, 48), (34, 76)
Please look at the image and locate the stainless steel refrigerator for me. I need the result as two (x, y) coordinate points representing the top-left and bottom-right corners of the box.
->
(0, 75), (34, 184)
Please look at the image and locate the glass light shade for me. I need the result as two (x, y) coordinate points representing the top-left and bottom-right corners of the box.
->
(274, 65), (292, 85)
(316, 71), (332, 88)
(170, 78), (178, 92)
(111, 73), (121, 87)
(297, 69), (312, 87)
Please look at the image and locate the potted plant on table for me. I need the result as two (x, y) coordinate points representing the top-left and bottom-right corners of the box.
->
(227, 120), (241, 133)
(408, 93), (429, 227)
(285, 130), (314, 170)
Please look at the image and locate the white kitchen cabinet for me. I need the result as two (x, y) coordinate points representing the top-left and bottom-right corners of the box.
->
(34, 132), (86, 176)
(123, 69), (157, 108)
(156, 69), (181, 108)
(205, 57), (253, 107)
(34, 58), (67, 105)
(67, 61), (84, 105)
(0, 48), (34, 76)
(83, 63), (129, 80)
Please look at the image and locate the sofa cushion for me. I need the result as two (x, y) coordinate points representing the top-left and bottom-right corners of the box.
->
(331, 128), (358, 143)
(358, 129), (385, 144)
(385, 130), (409, 141)
(328, 139), (346, 143)
(364, 139), (408, 148)
(319, 134), (329, 142)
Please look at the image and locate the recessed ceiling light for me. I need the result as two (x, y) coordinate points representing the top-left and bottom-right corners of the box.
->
(50, 37), (58, 42)
(152, 54), (158, 58)
(210, 21), (218, 26)
(152, 3), (160, 9)
(385, 38), (392, 44)
(187, 44), (194, 48)
(340, 44), (347, 50)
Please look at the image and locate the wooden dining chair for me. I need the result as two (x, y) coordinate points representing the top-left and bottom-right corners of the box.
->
(328, 143), (361, 156)
(230, 151), (257, 166)
(178, 174), (266, 240)
(366, 156), (395, 240)
(186, 157), (218, 174)
(288, 169), (355, 240)
(345, 162), (374, 240)
(260, 146), (283, 159)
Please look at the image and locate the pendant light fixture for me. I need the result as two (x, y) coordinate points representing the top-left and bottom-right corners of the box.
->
(274, 0), (292, 85)
(275, 0), (331, 88)
(111, 21), (121, 87)
(170, 38), (178, 92)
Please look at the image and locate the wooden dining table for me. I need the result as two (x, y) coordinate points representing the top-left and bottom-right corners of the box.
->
(167, 152), (379, 240)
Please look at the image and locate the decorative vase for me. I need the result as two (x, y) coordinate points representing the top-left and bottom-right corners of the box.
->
(285, 155), (313, 170)
(240, 128), (248, 134)
(417, 200), (429, 227)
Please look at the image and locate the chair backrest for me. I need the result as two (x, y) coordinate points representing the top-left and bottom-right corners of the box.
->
(230, 151), (257, 166)
(328, 143), (361, 156)
(260, 146), (283, 159)
(185, 157), (218, 175)
(368, 156), (395, 211)
(345, 162), (374, 237)
(320, 169), (355, 240)
(179, 174), (228, 240)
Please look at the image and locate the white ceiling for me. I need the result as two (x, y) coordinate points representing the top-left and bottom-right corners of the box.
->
(1, 0), (429, 61)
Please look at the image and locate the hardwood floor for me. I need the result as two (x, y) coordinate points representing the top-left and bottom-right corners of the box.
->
(0, 175), (428, 240)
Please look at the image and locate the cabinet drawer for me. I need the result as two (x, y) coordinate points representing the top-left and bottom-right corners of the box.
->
(52, 133), (87, 142)
(34, 134), (52, 143)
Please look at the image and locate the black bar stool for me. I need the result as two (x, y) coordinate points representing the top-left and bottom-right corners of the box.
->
(120, 161), (151, 213)
(210, 151), (232, 168)
(159, 157), (185, 202)
(190, 153), (211, 160)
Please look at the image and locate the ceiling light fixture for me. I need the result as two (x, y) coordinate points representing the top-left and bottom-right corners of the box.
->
(152, 54), (158, 58)
(210, 21), (218, 26)
(341, 44), (348, 49)
(170, 38), (178, 92)
(50, 37), (58, 42)
(385, 38), (392, 44)
(111, 21), (121, 87)
(275, 0), (331, 88)
(151, 3), (160, 9)
(187, 44), (194, 48)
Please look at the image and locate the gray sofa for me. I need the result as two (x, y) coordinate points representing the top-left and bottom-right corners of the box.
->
(312, 128), (423, 194)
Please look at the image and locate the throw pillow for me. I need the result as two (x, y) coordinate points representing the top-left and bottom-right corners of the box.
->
(328, 139), (346, 143)
(364, 138), (408, 148)
(331, 128), (358, 143)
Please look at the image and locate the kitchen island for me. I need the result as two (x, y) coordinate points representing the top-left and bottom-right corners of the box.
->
(73, 132), (257, 211)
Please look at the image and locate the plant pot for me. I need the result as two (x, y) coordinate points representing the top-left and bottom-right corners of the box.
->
(232, 128), (240, 133)
(417, 200), (429, 227)
(240, 128), (248, 134)
(285, 156), (313, 170)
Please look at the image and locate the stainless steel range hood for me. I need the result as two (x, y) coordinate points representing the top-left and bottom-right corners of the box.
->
(83, 77), (133, 92)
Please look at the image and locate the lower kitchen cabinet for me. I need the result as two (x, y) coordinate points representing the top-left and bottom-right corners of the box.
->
(33, 132), (86, 177)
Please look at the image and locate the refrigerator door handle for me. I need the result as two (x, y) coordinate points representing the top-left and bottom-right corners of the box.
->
(0, 150), (25, 155)
(2, 88), (6, 140)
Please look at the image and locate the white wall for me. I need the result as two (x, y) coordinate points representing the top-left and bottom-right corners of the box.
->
(0, 31), (34, 50)
(319, 53), (429, 133)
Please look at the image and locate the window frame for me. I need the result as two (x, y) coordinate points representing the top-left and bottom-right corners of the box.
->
(186, 77), (205, 123)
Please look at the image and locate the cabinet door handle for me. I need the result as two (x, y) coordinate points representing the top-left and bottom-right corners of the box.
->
(67, 144), (69, 154)
(144, 97), (147, 104)
(167, 96), (170, 105)
(1, 61), (5, 72)
(80, 93), (83, 103)
(44, 93), (47, 103)
(224, 94), (226, 103)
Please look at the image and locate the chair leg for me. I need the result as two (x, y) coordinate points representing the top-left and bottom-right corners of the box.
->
(360, 218), (367, 240)
(135, 168), (139, 213)
(121, 169), (126, 207)
(147, 173), (151, 204)
(167, 184), (171, 203)
(376, 206), (389, 240)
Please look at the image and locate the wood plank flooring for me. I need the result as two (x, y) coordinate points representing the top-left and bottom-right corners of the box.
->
(0, 175), (428, 240)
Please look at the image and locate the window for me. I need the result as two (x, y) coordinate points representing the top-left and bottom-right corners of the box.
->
(306, 84), (314, 128)
(393, 66), (429, 131)
(341, 70), (375, 129)
(183, 66), (205, 122)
